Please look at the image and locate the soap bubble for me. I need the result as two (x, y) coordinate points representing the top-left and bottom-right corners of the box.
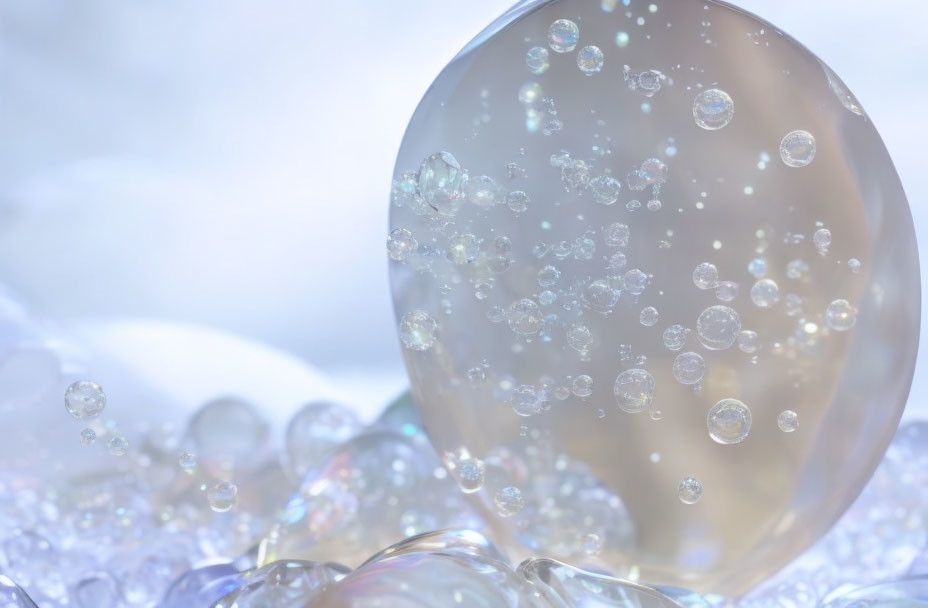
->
(207, 481), (238, 513)
(707, 399), (752, 445)
(673, 352), (706, 385)
(178, 451), (197, 473)
(526, 46), (550, 75)
(780, 130), (817, 167)
(107, 435), (129, 456)
(494, 486), (525, 517)
(693, 89), (734, 130)
(400, 310), (439, 351)
(64, 381), (106, 420)
(389, 0), (918, 594)
(566, 323), (593, 354)
(778, 410), (799, 433)
(548, 19), (579, 53)
(678, 477), (703, 505)
(825, 299), (858, 332)
(79, 428), (97, 446)
(465, 175), (504, 207)
(693, 262), (719, 290)
(506, 190), (530, 213)
(387, 228), (417, 262)
(813, 228), (832, 256)
(640, 307), (659, 327)
(418, 152), (466, 215)
(696, 305), (741, 350)
(576, 46), (604, 74)
(750, 279), (780, 308)
(447, 233), (480, 264)
(455, 458), (486, 493)
(508, 299), (544, 335)
(571, 375), (594, 398)
(613, 369), (655, 414)
(511, 385), (543, 417)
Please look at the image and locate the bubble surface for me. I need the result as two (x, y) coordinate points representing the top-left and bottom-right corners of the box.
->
(614, 369), (655, 413)
(64, 381), (106, 420)
(693, 89), (734, 130)
(707, 399), (753, 445)
(780, 130), (816, 167)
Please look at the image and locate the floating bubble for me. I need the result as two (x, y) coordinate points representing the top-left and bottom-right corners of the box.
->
(693, 88), (734, 130)
(696, 305), (741, 350)
(447, 233), (480, 264)
(107, 435), (129, 456)
(79, 428), (96, 446)
(640, 306), (659, 327)
(786, 258), (809, 280)
(825, 299), (858, 332)
(526, 46), (550, 75)
(508, 299), (544, 335)
(64, 380), (106, 420)
(662, 325), (687, 351)
(456, 458), (486, 493)
(707, 399), (752, 445)
(494, 486), (525, 517)
(614, 369), (655, 414)
(623, 65), (665, 97)
(511, 385), (543, 417)
(608, 251), (627, 271)
(465, 175), (503, 207)
(751, 279), (780, 308)
(673, 352), (706, 385)
(571, 375), (594, 398)
(418, 152), (466, 215)
(506, 190), (530, 213)
(603, 223), (630, 247)
(548, 19), (580, 53)
(537, 265), (561, 287)
(576, 46), (604, 74)
(848, 258), (862, 273)
(583, 280), (620, 313)
(178, 451), (197, 473)
(387, 228), (417, 262)
(207, 481), (238, 513)
(623, 269), (650, 296)
(813, 228), (832, 256)
(562, 159), (591, 192)
(566, 323), (593, 354)
(780, 130), (816, 167)
(748, 257), (767, 278)
(778, 410), (799, 433)
(400, 310), (439, 351)
(590, 176), (622, 205)
(678, 477), (703, 505)
(738, 330), (759, 354)
(285, 401), (362, 480)
(693, 262), (719, 290)
(716, 281), (740, 302)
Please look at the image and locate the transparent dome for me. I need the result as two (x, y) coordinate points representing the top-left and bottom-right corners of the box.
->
(389, 0), (919, 595)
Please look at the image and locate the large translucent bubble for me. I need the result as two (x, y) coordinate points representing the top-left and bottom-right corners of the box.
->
(389, 0), (919, 594)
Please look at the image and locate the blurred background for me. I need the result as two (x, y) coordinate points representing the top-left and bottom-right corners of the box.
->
(0, 0), (924, 415)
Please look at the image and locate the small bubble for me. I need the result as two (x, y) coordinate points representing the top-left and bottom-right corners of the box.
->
(608, 251), (628, 272)
(778, 410), (799, 433)
(693, 88), (734, 130)
(562, 159), (591, 192)
(696, 305), (741, 350)
(65, 381), (107, 420)
(678, 477), (703, 504)
(495, 486), (525, 517)
(623, 269), (650, 295)
(662, 325), (687, 351)
(780, 130), (816, 167)
(614, 369), (655, 413)
(566, 323), (593, 354)
(465, 175), (504, 208)
(548, 19), (580, 53)
(590, 176), (622, 205)
(508, 299), (544, 335)
(572, 375), (594, 398)
(603, 222), (630, 247)
(825, 299), (858, 332)
(179, 451), (198, 473)
(526, 46), (550, 75)
(506, 190), (530, 213)
(447, 233), (480, 265)
(813, 228), (832, 256)
(848, 258), (862, 273)
(707, 399), (752, 445)
(748, 257), (767, 278)
(107, 435), (129, 456)
(418, 152), (465, 215)
(639, 306), (659, 327)
(511, 385), (543, 417)
(207, 481), (238, 513)
(737, 330), (759, 354)
(750, 279), (780, 308)
(387, 228), (418, 262)
(456, 458), (486, 493)
(673, 352), (706, 385)
(649, 409), (663, 421)
(647, 199), (662, 211)
(400, 310), (439, 351)
(487, 306), (506, 323)
(615, 31), (630, 47)
(583, 279), (620, 313)
(580, 533), (602, 555)
(538, 290), (557, 306)
(537, 265), (561, 288)
(577, 46), (605, 74)
(715, 281), (740, 302)
(693, 262), (719, 290)
(79, 428), (96, 446)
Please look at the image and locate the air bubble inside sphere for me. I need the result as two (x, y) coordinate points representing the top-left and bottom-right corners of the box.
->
(389, 0), (918, 595)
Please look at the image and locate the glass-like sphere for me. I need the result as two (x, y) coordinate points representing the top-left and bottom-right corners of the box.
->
(388, 0), (918, 595)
